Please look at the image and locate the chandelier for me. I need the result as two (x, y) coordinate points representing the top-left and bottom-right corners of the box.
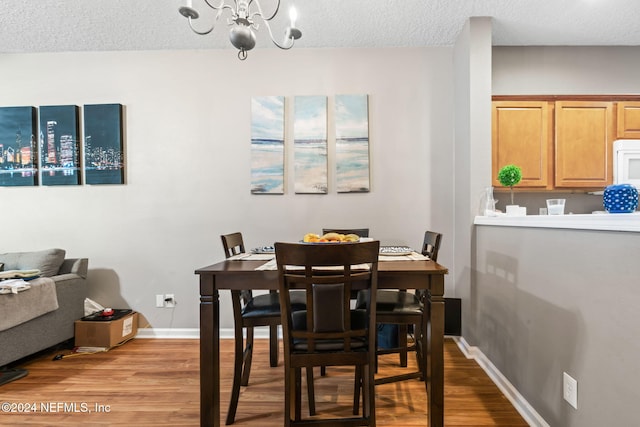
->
(179, 0), (302, 60)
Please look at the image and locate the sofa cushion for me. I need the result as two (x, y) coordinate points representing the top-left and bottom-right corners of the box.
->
(0, 249), (66, 277)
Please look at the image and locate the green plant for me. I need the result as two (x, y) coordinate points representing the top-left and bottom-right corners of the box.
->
(498, 164), (522, 205)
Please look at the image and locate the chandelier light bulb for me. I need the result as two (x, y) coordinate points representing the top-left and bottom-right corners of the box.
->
(289, 6), (298, 28)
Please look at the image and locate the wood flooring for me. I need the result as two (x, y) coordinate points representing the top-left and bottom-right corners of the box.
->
(0, 337), (528, 426)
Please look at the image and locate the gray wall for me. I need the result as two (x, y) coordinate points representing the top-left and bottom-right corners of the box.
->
(473, 225), (640, 426)
(469, 45), (640, 426)
(0, 47), (455, 331)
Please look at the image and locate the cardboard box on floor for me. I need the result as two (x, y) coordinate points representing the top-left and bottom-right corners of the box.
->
(74, 312), (139, 348)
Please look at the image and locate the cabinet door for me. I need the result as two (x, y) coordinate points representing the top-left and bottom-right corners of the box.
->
(617, 101), (640, 138)
(555, 101), (614, 188)
(492, 101), (553, 189)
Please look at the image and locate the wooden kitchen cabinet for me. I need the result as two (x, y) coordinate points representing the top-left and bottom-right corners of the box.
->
(492, 97), (618, 190)
(555, 101), (614, 188)
(617, 101), (640, 138)
(492, 101), (554, 189)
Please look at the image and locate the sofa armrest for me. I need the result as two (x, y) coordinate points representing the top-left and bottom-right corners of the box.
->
(57, 258), (88, 279)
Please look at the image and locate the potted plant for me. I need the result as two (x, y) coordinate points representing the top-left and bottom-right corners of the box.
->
(498, 164), (524, 215)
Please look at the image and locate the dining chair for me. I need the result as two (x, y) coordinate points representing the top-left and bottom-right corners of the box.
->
(221, 232), (307, 425)
(319, 228), (369, 377)
(356, 230), (442, 385)
(275, 240), (380, 427)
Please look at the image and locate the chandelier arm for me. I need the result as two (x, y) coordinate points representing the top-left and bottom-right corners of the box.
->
(258, 17), (295, 50)
(187, 6), (228, 35)
(251, 0), (280, 22)
(203, 0), (231, 11)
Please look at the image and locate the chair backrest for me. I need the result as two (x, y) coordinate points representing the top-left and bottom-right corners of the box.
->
(221, 232), (245, 258)
(275, 241), (380, 355)
(221, 232), (252, 304)
(422, 231), (442, 261)
(322, 228), (370, 238)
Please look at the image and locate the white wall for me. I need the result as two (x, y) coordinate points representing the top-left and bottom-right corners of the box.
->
(0, 47), (455, 330)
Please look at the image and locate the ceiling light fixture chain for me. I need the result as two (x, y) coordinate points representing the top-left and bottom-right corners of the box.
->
(179, 0), (302, 61)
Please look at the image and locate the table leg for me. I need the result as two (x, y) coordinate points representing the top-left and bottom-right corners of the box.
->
(200, 275), (220, 427)
(426, 276), (445, 427)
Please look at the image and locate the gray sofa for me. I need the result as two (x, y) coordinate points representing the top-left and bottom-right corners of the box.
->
(0, 249), (88, 367)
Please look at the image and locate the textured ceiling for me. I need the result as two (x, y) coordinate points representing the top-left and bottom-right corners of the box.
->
(1, 0), (640, 54)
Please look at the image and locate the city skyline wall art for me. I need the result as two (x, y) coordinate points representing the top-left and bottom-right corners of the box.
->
(84, 104), (125, 185)
(335, 94), (370, 193)
(293, 96), (328, 194)
(39, 105), (80, 186)
(0, 106), (38, 187)
(251, 96), (285, 194)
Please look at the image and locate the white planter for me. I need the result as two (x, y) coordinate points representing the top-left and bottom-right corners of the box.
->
(506, 205), (527, 216)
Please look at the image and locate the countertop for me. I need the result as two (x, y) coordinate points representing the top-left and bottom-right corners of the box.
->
(474, 212), (640, 232)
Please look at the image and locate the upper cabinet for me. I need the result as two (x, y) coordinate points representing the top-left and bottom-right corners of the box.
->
(492, 96), (639, 190)
(617, 101), (640, 139)
(555, 101), (614, 188)
(492, 101), (553, 189)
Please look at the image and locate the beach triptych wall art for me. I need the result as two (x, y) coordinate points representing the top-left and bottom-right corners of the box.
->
(84, 104), (125, 185)
(251, 96), (285, 194)
(294, 96), (328, 194)
(39, 105), (81, 186)
(0, 106), (38, 187)
(250, 94), (370, 195)
(335, 94), (370, 193)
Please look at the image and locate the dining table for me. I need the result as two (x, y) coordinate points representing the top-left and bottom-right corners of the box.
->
(195, 247), (448, 427)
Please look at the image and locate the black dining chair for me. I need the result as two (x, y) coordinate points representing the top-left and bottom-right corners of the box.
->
(221, 232), (307, 425)
(356, 230), (442, 385)
(275, 240), (380, 426)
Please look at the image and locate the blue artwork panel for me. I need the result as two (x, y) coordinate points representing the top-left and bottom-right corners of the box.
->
(294, 96), (328, 194)
(0, 106), (38, 186)
(335, 94), (370, 193)
(251, 96), (285, 194)
(84, 104), (125, 185)
(39, 105), (80, 186)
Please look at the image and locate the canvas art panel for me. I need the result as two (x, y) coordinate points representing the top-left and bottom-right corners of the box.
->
(84, 104), (125, 185)
(251, 96), (285, 194)
(0, 106), (38, 187)
(294, 96), (328, 194)
(39, 105), (80, 186)
(335, 94), (370, 193)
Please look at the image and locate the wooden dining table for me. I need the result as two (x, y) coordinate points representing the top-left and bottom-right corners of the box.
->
(195, 254), (448, 427)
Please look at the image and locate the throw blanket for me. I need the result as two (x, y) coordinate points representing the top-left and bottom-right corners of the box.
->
(0, 279), (31, 294)
(0, 277), (58, 332)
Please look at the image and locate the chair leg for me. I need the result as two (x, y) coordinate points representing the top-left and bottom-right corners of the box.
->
(284, 366), (294, 427)
(353, 365), (362, 415)
(294, 368), (302, 421)
(241, 327), (254, 386)
(363, 364), (375, 424)
(398, 324), (408, 367)
(306, 367), (316, 416)
(269, 325), (279, 367)
(226, 325), (246, 425)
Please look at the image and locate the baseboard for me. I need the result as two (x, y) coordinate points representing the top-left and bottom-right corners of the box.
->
(135, 328), (246, 339)
(135, 328), (200, 339)
(453, 336), (550, 427)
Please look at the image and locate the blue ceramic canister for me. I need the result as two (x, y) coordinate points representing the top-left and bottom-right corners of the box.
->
(603, 184), (639, 213)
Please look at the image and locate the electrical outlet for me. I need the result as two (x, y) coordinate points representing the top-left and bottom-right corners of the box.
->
(164, 294), (176, 308)
(563, 372), (578, 409)
(156, 294), (165, 308)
